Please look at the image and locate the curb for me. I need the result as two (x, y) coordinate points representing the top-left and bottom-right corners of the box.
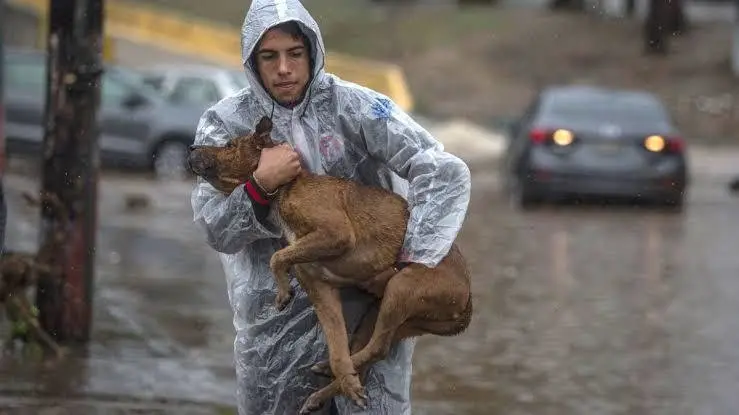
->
(424, 118), (507, 163)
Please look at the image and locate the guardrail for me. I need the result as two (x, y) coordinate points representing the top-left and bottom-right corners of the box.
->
(6, 0), (415, 112)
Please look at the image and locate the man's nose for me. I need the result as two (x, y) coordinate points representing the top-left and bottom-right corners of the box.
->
(277, 55), (290, 75)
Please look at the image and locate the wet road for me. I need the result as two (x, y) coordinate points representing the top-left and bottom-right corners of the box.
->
(412, 159), (739, 415)
(3, 145), (739, 414)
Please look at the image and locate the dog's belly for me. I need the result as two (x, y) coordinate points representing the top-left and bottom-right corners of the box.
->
(315, 266), (359, 286)
(319, 243), (395, 282)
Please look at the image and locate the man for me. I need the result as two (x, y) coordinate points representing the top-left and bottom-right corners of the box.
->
(190, 0), (471, 413)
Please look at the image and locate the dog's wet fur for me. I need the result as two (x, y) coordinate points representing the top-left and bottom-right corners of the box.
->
(188, 116), (472, 413)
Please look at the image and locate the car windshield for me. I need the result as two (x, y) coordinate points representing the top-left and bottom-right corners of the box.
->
(543, 93), (672, 129)
(107, 67), (167, 103)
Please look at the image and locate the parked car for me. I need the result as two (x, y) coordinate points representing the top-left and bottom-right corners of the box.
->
(3, 47), (207, 179)
(501, 85), (689, 209)
(135, 64), (247, 109)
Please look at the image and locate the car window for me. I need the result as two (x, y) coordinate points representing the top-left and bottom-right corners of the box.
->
(169, 77), (221, 106)
(543, 94), (671, 129)
(513, 96), (540, 137)
(101, 72), (134, 107)
(141, 75), (166, 91)
(5, 57), (46, 95)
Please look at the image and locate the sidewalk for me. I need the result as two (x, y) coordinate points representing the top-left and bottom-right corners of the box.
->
(1, 171), (238, 414)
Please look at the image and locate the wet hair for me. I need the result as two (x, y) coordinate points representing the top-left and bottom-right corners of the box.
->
(271, 21), (310, 46)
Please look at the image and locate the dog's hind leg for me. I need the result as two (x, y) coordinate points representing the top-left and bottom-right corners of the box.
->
(311, 300), (380, 378)
(300, 321), (427, 414)
(347, 269), (430, 372)
(293, 265), (366, 409)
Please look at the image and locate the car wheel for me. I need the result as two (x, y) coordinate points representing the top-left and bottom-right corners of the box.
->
(665, 194), (684, 209)
(510, 177), (542, 210)
(656, 192), (685, 212)
(153, 140), (190, 180)
(728, 177), (739, 194)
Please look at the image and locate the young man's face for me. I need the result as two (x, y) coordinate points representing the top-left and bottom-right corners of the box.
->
(254, 27), (311, 107)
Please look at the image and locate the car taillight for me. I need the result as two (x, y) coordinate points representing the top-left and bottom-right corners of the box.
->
(643, 135), (684, 154)
(666, 137), (685, 153)
(529, 128), (549, 144)
(529, 128), (575, 147)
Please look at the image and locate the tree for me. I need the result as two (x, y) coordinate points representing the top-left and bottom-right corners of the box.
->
(644, 0), (686, 55)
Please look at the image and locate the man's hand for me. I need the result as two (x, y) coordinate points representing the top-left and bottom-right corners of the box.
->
(253, 144), (302, 192)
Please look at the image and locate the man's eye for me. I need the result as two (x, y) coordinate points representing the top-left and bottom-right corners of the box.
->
(289, 51), (304, 58)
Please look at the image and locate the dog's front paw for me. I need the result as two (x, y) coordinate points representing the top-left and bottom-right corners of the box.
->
(274, 288), (294, 311)
(310, 360), (333, 378)
(299, 392), (325, 414)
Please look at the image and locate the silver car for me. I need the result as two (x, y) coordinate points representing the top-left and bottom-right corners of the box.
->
(502, 85), (689, 209)
(4, 48), (207, 179)
(136, 64), (248, 109)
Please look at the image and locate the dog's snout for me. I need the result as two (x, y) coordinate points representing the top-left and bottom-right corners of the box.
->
(187, 149), (216, 177)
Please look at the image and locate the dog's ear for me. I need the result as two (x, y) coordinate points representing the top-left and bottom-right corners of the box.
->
(253, 116), (273, 149)
(255, 116), (273, 135)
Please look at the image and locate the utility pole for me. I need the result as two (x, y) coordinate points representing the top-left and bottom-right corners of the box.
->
(36, 0), (103, 345)
(644, 0), (668, 55)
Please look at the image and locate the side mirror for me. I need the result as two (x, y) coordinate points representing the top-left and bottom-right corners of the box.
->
(121, 92), (148, 109)
(507, 120), (520, 137)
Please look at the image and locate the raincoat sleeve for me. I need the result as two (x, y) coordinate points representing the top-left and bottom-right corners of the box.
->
(190, 108), (282, 254)
(348, 92), (471, 268)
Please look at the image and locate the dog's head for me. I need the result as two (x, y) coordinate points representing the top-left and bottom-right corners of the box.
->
(188, 116), (275, 194)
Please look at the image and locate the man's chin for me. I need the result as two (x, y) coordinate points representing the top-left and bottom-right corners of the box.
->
(276, 95), (302, 108)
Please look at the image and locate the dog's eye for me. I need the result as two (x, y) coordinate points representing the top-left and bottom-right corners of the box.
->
(225, 141), (235, 148)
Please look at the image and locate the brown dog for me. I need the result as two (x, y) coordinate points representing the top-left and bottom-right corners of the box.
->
(188, 116), (472, 413)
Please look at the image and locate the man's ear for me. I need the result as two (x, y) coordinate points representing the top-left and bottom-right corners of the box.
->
(255, 116), (273, 135)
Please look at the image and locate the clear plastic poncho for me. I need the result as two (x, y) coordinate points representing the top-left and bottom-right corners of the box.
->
(190, 1), (472, 413)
